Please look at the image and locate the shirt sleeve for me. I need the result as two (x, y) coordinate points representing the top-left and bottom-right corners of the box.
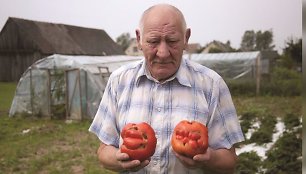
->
(208, 77), (245, 149)
(88, 75), (120, 148)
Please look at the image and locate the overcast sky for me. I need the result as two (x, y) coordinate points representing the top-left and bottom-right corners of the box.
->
(0, 0), (302, 53)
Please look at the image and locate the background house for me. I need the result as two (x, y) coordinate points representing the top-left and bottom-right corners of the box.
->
(0, 17), (124, 81)
(125, 38), (143, 56)
(186, 43), (202, 53)
(202, 40), (234, 53)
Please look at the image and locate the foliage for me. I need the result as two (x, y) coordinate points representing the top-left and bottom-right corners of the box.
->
(277, 38), (302, 69)
(249, 114), (277, 145)
(240, 30), (274, 51)
(240, 30), (256, 51)
(116, 32), (132, 51)
(235, 151), (262, 174)
(239, 109), (262, 135)
(227, 66), (301, 97)
(261, 67), (301, 96)
(50, 69), (66, 119)
(233, 96), (301, 122)
(263, 130), (302, 174)
(255, 30), (275, 51)
(283, 113), (301, 131)
(227, 80), (256, 96)
(283, 38), (302, 64)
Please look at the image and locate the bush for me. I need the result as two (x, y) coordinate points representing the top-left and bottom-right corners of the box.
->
(283, 113), (301, 130)
(249, 114), (276, 145)
(227, 80), (257, 96)
(261, 67), (301, 96)
(235, 151), (262, 174)
(240, 111), (259, 135)
(227, 67), (301, 96)
(263, 130), (302, 174)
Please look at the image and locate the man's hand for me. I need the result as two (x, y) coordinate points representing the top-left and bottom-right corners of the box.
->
(174, 147), (237, 174)
(174, 147), (212, 169)
(97, 143), (150, 172)
(115, 149), (150, 172)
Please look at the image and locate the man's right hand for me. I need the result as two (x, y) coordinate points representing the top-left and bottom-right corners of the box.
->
(116, 150), (150, 172)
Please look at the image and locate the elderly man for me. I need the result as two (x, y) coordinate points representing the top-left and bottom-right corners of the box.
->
(89, 3), (244, 174)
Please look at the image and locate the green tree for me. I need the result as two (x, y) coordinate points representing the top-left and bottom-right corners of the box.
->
(240, 30), (256, 51)
(240, 30), (274, 51)
(255, 30), (274, 51)
(283, 38), (302, 65)
(116, 32), (132, 51)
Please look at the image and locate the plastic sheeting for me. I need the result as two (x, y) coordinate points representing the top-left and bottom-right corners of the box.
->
(10, 52), (261, 119)
(186, 51), (261, 79)
(9, 54), (141, 119)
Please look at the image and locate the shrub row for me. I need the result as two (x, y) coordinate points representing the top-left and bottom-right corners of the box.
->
(227, 67), (301, 96)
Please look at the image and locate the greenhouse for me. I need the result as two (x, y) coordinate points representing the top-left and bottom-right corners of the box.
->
(187, 51), (261, 79)
(187, 51), (262, 94)
(9, 54), (141, 120)
(10, 51), (262, 120)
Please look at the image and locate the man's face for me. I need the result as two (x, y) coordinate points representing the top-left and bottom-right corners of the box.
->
(137, 10), (190, 82)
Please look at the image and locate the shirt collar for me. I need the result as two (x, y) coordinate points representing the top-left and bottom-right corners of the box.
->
(136, 58), (192, 87)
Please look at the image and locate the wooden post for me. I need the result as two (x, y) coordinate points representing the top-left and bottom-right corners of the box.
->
(47, 69), (51, 118)
(256, 53), (261, 96)
(84, 71), (88, 118)
(78, 69), (83, 120)
(29, 68), (33, 116)
(65, 70), (69, 120)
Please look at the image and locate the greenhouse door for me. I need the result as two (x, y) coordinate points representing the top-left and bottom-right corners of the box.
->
(49, 69), (66, 119)
(66, 69), (82, 120)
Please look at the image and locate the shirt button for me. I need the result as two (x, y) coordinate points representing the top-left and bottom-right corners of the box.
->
(157, 107), (161, 112)
(153, 160), (158, 165)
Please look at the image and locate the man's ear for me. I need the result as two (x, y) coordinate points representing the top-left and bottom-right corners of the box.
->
(184, 28), (191, 50)
(136, 29), (142, 50)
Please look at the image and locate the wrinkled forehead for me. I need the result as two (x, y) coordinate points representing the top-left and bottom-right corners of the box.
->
(145, 14), (182, 33)
(139, 4), (187, 33)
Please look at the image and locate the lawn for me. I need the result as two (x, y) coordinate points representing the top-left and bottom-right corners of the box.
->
(0, 82), (302, 173)
(0, 83), (115, 174)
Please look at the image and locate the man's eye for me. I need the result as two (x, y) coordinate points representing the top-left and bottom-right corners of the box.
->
(167, 40), (179, 46)
(168, 40), (177, 43)
(147, 40), (158, 44)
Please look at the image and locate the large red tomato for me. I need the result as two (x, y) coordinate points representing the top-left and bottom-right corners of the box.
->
(171, 120), (208, 158)
(120, 122), (157, 161)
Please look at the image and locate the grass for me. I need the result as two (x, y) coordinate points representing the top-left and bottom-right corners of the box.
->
(0, 83), (116, 174)
(0, 116), (113, 174)
(233, 95), (301, 118)
(0, 82), (302, 173)
(0, 82), (17, 111)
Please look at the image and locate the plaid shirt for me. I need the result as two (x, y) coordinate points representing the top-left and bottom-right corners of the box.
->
(89, 58), (244, 174)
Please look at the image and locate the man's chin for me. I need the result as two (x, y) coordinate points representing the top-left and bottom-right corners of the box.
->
(154, 71), (175, 81)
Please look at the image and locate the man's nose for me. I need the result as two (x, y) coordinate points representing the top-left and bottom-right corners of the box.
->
(156, 41), (170, 58)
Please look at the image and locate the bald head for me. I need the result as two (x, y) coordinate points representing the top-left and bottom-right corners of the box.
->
(138, 4), (187, 35)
